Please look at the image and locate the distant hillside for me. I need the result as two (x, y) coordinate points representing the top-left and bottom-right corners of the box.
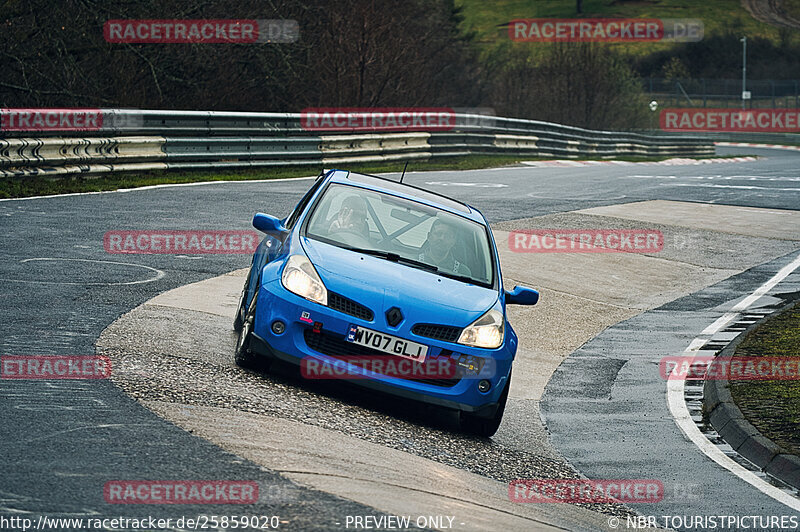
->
(456, 0), (796, 56)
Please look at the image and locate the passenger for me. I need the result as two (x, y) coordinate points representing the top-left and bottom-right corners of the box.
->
(419, 219), (472, 276)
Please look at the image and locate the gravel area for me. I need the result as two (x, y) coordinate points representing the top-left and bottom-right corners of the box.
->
(97, 303), (638, 519)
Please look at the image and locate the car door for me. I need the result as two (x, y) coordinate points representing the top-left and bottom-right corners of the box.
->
(243, 174), (327, 309)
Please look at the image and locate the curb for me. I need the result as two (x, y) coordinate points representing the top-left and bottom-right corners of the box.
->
(702, 300), (800, 490)
(520, 156), (756, 167)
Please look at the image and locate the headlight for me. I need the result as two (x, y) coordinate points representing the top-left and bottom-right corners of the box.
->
(281, 254), (328, 305)
(458, 309), (504, 349)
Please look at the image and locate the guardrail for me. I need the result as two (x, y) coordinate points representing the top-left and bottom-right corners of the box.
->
(0, 110), (714, 177)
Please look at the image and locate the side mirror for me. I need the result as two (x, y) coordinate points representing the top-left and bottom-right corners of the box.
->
(253, 213), (288, 234)
(505, 285), (539, 305)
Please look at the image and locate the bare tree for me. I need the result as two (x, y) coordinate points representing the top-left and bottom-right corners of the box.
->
(303, 0), (481, 108)
(488, 43), (649, 130)
(0, 0), (483, 110)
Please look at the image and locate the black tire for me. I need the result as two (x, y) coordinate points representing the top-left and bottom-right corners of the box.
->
(234, 293), (267, 371)
(233, 274), (250, 332)
(458, 373), (511, 438)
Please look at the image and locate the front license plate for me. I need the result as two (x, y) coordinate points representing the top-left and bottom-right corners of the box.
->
(346, 325), (428, 363)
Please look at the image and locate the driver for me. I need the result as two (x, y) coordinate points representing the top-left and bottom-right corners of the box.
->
(419, 219), (472, 277)
(329, 195), (369, 237)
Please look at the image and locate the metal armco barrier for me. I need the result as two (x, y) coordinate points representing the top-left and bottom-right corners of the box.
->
(0, 110), (714, 177)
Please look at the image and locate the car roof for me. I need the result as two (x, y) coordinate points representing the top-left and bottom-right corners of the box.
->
(325, 169), (485, 223)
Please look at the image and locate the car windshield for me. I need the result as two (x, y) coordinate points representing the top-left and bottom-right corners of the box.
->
(304, 183), (494, 287)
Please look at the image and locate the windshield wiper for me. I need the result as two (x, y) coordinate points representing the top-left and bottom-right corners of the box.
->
(437, 271), (491, 287)
(345, 246), (439, 273)
(343, 244), (491, 286)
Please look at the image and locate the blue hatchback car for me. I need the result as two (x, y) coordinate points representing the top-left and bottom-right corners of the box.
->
(234, 169), (539, 436)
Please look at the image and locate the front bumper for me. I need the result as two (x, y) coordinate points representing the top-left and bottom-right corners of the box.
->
(250, 280), (513, 416)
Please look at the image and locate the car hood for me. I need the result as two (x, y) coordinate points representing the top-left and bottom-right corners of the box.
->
(302, 237), (498, 326)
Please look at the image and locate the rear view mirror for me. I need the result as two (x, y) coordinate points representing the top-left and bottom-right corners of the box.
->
(253, 213), (288, 234)
(390, 208), (424, 223)
(505, 285), (539, 305)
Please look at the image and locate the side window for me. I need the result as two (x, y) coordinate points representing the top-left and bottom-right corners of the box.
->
(285, 177), (325, 229)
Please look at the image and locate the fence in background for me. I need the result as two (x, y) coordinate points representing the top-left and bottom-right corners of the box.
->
(645, 78), (800, 109)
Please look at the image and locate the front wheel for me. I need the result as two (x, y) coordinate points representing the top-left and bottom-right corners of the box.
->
(458, 373), (511, 438)
(233, 274), (251, 332)
(234, 293), (268, 371)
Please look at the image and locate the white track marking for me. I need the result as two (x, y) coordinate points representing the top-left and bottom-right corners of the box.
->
(668, 183), (800, 191)
(717, 142), (800, 152)
(424, 181), (508, 187)
(628, 174), (800, 182)
(668, 252), (800, 511)
(0, 258), (165, 286)
(521, 157), (757, 168)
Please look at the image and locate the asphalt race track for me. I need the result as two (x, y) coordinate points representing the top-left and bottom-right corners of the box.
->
(1, 145), (799, 531)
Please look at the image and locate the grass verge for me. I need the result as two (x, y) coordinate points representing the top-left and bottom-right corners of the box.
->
(730, 302), (800, 456)
(0, 155), (521, 199)
(0, 153), (727, 199)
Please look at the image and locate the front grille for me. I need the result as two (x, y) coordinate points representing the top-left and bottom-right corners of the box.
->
(412, 323), (462, 343)
(327, 292), (373, 321)
(303, 330), (460, 387)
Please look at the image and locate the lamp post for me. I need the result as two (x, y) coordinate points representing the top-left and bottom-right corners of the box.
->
(740, 36), (747, 110)
(649, 100), (658, 130)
